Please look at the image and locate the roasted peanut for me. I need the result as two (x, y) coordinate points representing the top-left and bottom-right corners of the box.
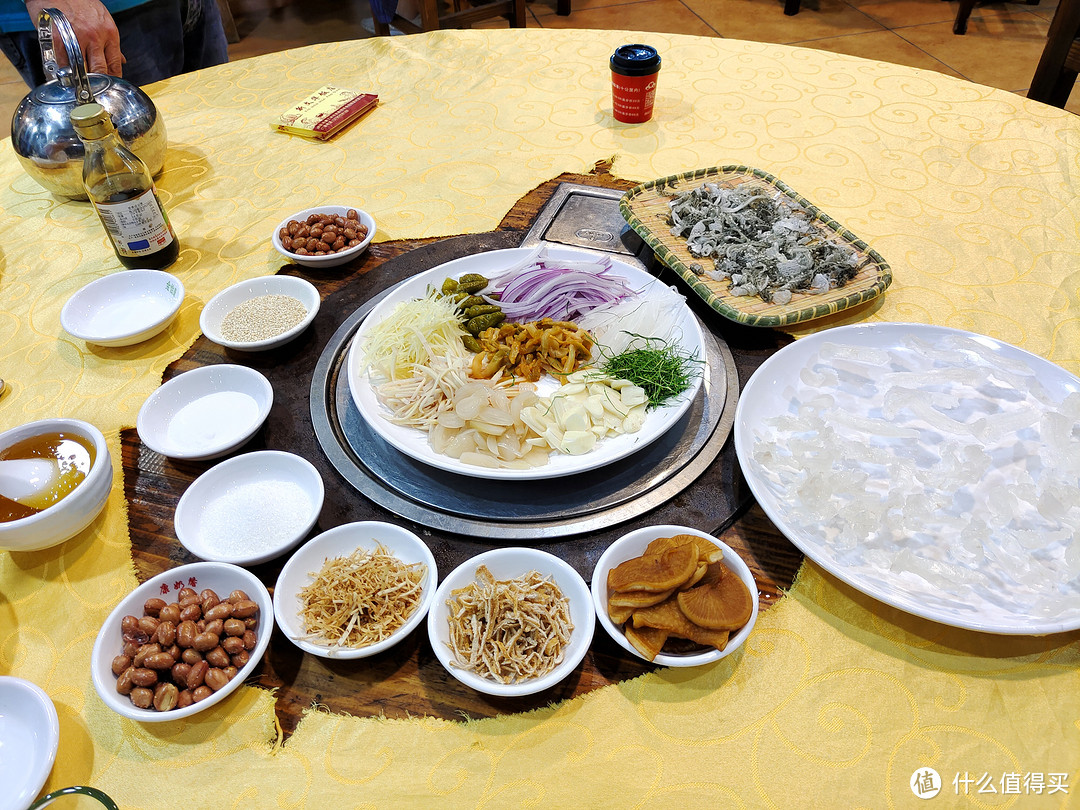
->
(205, 668), (229, 692)
(180, 603), (203, 623)
(230, 649), (250, 668)
(111, 654), (132, 676)
(242, 630), (257, 651)
(192, 685), (212, 703)
(205, 647), (230, 669)
(116, 667), (135, 695)
(229, 590), (250, 603)
(153, 682), (179, 712)
(231, 600), (258, 619)
(187, 660), (209, 690)
(177, 689), (194, 709)
(204, 619), (224, 638)
(205, 602), (233, 622)
(130, 687), (153, 709)
(223, 618), (245, 637)
(143, 598), (167, 616)
(171, 662), (191, 684)
(193, 631), (219, 652)
(133, 643), (160, 668)
(158, 603), (181, 625)
(155, 620), (176, 647)
(177, 620), (198, 648)
(130, 668), (158, 688)
(144, 652), (176, 670)
(222, 636), (245, 655)
(181, 648), (203, 666)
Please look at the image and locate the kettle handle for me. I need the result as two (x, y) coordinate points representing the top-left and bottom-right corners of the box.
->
(37, 8), (94, 104)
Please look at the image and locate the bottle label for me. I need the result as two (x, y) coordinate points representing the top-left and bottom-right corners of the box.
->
(93, 188), (175, 258)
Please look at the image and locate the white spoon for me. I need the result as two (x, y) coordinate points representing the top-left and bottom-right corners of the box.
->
(0, 458), (62, 507)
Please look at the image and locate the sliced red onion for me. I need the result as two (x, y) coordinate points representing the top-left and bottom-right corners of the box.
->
(483, 248), (634, 322)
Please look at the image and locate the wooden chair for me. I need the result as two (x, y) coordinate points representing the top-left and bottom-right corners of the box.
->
(951, 0), (1041, 35)
(370, 0), (527, 35)
(1028, 0), (1080, 106)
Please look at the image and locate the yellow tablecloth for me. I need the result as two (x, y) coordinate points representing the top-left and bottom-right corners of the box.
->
(1, 29), (1078, 808)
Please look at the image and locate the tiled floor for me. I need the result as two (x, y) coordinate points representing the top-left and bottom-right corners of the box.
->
(0, 0), (1070, 140)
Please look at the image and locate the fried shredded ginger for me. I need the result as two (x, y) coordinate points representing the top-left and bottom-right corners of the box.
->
(298, 544), (427, 649)
(445, 565), (573, 684)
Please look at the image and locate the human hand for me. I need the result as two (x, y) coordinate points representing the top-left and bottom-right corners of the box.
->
(25, 0), (125, 77)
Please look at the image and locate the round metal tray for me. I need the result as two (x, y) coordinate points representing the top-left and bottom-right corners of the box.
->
(310, 279), (739, 540)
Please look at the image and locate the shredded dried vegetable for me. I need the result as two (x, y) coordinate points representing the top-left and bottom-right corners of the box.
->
(668, 182), (861, 304)
(298, 544), (427, 649)
(445, 565), (573, 683)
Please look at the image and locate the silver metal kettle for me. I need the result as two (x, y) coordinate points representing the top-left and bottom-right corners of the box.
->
(9, 8), (167, 199)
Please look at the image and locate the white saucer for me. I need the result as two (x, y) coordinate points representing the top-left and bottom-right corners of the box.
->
(137, 365), (273, 461)
(61, 269), (183, 347)
(0, 676), (59, 810)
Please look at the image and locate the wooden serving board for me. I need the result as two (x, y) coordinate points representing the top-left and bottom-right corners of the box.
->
(123, 164), (803, 736)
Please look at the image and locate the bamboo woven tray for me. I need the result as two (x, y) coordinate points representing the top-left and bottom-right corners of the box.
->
(620, 166), (892, 327)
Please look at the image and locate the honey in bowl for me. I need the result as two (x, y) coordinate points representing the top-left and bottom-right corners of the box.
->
(0, 431), (96, 521)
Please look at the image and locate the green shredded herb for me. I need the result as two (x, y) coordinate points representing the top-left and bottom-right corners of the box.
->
(599, 337), (702, 409)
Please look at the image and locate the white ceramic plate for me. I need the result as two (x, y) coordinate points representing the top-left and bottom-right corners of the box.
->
(60, 269), (183, 347)
(200, 275), (320, 352)
(734, 323), (1080, 635)
(271, 205), (376, 269)
(591, 525), (758, 667)
(136, 365), (273, 461)
(428, 547), (595, 697)
(274, 521), (437, 659)
(0, 676), (58, 810)
(346, 247), (705, 480)
(174, 451), (324, 565)
(91, 562), (272, 722)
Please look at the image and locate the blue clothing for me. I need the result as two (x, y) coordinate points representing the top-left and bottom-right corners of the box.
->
(0, 0), (147, 32)
(0, 0), (228, 88)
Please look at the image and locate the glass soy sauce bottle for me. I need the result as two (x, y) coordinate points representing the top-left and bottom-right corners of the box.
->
(70, 102), (179, 270)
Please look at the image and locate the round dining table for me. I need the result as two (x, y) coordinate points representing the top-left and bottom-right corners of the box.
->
(1, 27), (1078, 808)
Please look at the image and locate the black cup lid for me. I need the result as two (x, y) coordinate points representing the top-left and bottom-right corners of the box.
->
(610, 44), (661, 76)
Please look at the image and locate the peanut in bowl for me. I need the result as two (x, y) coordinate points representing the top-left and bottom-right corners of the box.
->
(271, 205), (376, 269)
(90, 562), (272, 722)
(591, 525), (759, 667)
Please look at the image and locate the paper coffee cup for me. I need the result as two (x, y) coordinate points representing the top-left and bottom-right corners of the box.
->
(610, 44), (661, 124)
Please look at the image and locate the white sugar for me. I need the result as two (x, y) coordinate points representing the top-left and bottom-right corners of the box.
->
(197, 480), (313, 560)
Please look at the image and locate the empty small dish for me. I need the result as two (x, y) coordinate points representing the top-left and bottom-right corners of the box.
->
(274, 521), (437, 659)
(174, 450), (324, 565)
(0, 676), (59, 810)
(591, 525), (759, 668)
(61, 269), (183, 347)
(200, 275), (319, 352)
(136, 364), (273, 461)
(428, 547), (594, 697)
(271, 205), (376, 269)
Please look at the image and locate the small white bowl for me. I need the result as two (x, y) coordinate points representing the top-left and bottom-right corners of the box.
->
(90, 562), (272, 723)
(592, 525), (759, 668)
(199, 275), (320, 352)
(174, 451), (324, 565)
(61, 269), (183, 347)
(136, 365), (273, 461)
(0, 676), (59, 810)
(271, 205), (376, 269)
(428, 548), (595, 697)
(0, 418), (112, 553)
(274, 521), (437, 659)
